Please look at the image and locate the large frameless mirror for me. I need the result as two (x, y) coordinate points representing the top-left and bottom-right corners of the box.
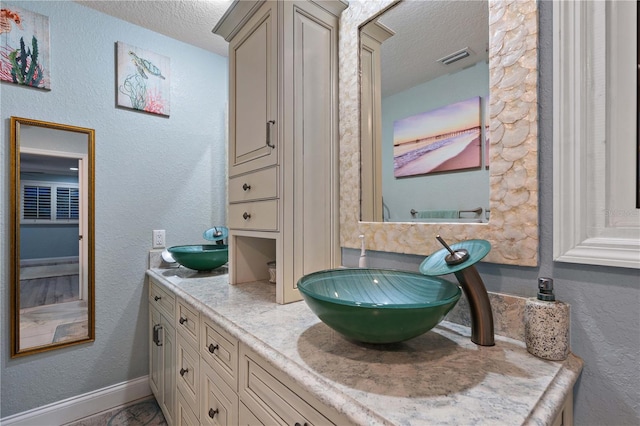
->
(10, 116), (95, 357)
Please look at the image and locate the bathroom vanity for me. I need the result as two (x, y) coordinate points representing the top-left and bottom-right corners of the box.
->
(147, 267), (582, 426)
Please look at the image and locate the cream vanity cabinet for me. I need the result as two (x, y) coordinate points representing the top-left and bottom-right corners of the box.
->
(149, 281), (176, 425)
(238, 344), (352, 425)
(150, 278), (240, 426)
(214, 0), (347, 304)
(149, 278), (351, 425)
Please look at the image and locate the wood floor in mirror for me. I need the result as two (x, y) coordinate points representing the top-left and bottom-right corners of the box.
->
(19, 260), (87, 348)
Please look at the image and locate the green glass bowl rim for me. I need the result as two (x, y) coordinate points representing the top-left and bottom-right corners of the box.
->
(297, 268), (461, 309)
(167, 244), (228, 253)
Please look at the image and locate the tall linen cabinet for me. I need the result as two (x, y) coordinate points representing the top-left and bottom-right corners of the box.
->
(214, 0), (347, 303)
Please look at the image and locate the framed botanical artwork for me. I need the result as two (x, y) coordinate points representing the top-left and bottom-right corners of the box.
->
(0, 5), (51, 89)
(116, 41), (170, 116)
(393, 97), (482, 178)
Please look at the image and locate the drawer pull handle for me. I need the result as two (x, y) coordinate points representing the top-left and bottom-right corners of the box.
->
(242, 212), (251, 220)
(207, 343), (219, 353)
(179, 317), (188, 325)
(294, 423), (308, 426)
(266, 120), (276, 148)
(180, 368), (189, 377)
(208, 408), (219, 419)
(242, 183), (251, 191)
(154, 296), (161, 301)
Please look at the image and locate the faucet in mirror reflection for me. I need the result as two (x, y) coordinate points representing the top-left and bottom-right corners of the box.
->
(358, 234), (367, 268)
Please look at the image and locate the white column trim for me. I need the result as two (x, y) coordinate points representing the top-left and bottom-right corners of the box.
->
(553, 0), (640, 269)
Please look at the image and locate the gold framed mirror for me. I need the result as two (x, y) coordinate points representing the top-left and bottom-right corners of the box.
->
(340, 0), (539, 266)
(10, 116), (95, 357)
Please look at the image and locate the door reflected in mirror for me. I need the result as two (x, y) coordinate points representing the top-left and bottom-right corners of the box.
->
(360, 0), (490, 223)
(10, 117), (95, 357)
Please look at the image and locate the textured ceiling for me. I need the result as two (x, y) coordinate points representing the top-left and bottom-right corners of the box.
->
(74, 0), (232, 57)
(74, 1), (488, 96)
(376, 1), (489, 97)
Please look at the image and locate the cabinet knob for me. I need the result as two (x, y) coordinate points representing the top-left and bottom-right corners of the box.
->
(179, 317), (188, 325)
(180, 368), (189, 377)
(242, 212), (251, 220)
(208, 408), (219, 419)
(207, 343), (219, 353)
(154, 296), (161, 301)
(242, 183), (251, 191)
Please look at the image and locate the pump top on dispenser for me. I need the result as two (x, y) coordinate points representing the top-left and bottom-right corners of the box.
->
(537, 277), (555, 301)
(524, 277), (570, 361)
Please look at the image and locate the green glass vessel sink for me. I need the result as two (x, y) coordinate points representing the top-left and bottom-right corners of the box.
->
(297, 268), (461, 344)
(167, 245), (228, 271)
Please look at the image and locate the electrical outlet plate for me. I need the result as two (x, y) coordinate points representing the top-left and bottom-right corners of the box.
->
(152, 230), (165, 248)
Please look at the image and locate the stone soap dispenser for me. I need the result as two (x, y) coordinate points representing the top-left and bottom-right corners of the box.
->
(525, 278), (570, 361)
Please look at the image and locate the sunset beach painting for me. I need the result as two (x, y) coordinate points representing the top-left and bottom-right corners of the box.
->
(393, 97), (482, 178)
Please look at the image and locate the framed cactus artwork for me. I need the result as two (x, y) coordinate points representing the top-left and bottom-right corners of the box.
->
(116, 42), (170, 116)
(0, 5), (51, 90)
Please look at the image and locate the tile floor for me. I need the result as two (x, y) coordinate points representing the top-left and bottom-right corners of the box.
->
(20, 300), (89, 348)
(65, 397), (166, 426)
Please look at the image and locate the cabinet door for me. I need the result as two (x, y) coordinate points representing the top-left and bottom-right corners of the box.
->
(229, 1), (278, 177)
(161, 319), (176, 426)
(283, 1), (341, 298)
(149, 305), (163, 399)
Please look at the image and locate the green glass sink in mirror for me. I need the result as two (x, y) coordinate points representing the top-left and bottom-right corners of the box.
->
(167, 245), (228, 271)
(297, 268), (461, 344)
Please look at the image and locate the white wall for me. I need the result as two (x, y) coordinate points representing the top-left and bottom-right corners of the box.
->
(1, 0), (227, 416)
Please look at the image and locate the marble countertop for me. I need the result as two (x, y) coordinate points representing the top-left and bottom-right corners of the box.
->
(147, 267), (583, 426)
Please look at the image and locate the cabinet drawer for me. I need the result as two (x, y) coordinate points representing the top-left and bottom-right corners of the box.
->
(176, 299), (199, 347)
(201, 316), (239, 392)
(229, 168), (277, 203)
(201, 361), (239, 426)
(239, 401), (263, 425)
(177, 390), (200, 426)
(177, 335), (200, 415)
(239, 345), (343, 426)
(149, 279), (175, 319)
(228, 200), (278, 231)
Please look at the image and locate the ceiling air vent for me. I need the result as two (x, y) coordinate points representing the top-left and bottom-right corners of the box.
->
(437, 47), (472, 65)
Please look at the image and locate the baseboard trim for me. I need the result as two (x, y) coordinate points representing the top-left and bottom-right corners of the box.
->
(1, 376), (151, 425)
(20, 256), (79, 267)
